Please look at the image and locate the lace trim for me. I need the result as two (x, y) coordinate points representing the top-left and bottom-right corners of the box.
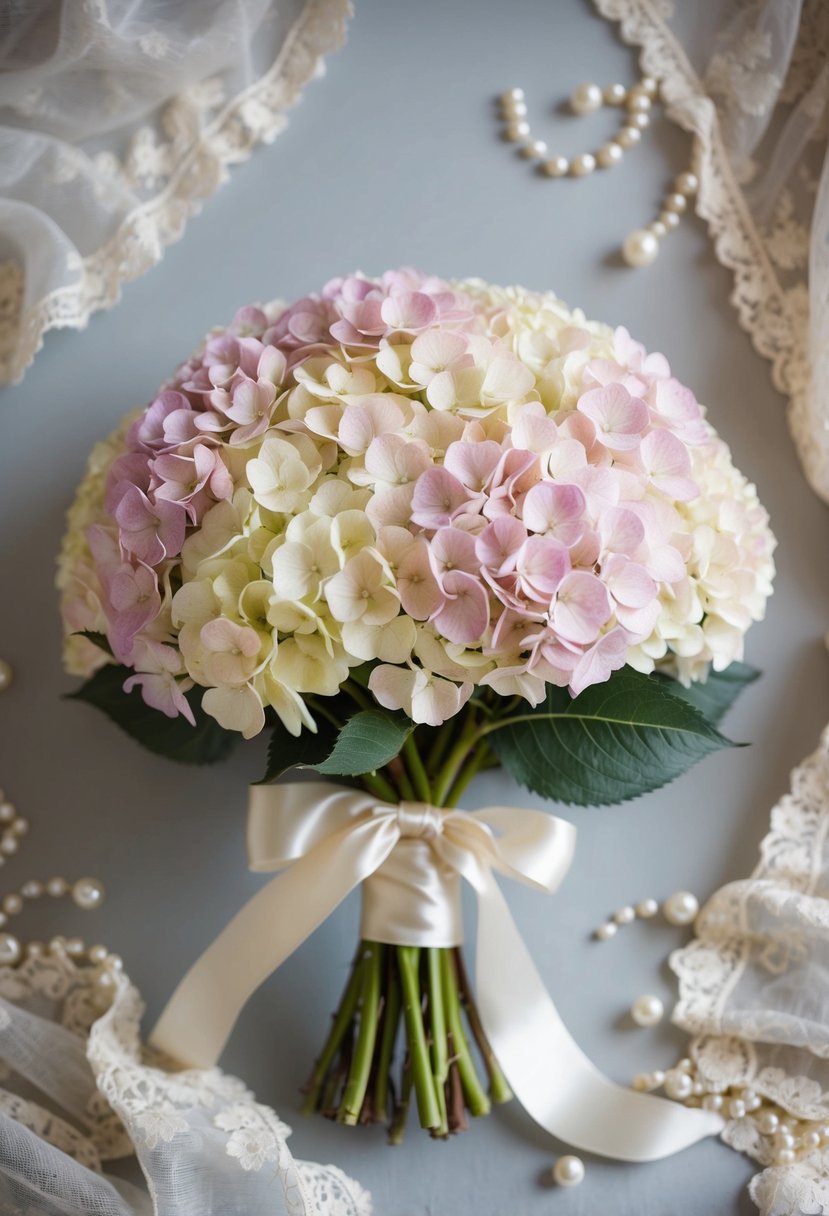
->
(1, 0), (351, 386)
(592, 0), (821, 501)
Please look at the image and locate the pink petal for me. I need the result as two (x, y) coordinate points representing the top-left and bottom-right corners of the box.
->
(475, 517), (527, 574)
(432, 571), (490, 645)
(443, 440), (503, 491)
(568, 627), (629, 696)
(516, 535), (570, 601)
(553, 571), (611, 644)
(577, 383), (649, 450)
(411, 467), (470, 528)
(521, 482), (586, 545)
(380, 291), (438, 332)
(640, 429), (698, 500)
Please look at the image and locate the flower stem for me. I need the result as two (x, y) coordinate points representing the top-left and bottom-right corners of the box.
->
(426, 947), (449, 1137)
(432, 709), (481, 807)
(302, 953), (365, 1116)
(360, 769), (399, 803)
(443, 742), (491, 808)
(439, 950), (490, 1117)
(397, 946), (441, 1131)
(373, 958), (402, 1124)
(339, 942), (383, 1124)
(389, 1053), (414, 1145)
(402, 734), (432, 802)
(387, 756), (416, 801)
(453, 948), (512, 1104)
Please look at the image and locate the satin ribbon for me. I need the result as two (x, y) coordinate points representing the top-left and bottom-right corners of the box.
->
(150, 782), (722, 1161)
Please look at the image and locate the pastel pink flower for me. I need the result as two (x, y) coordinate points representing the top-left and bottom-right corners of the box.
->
(411, 467), (471, 529)
(475, 517), (527, 576)
(568, 627), (629, 697)
(380, 291), (438, 332)
(123, 638), (195, 723)
(115, 486), (186, 565)
(396, 540), (443, 619)
(103, 562), (161, 662)
(152, 444), (233, 519)
(428, 527), (479, 583)
(443, 439), (503, 492)
(199, 619), (261, 685)
(639, 429), (698, 500)
(515, 535), (570, 603)
(576, 383), (649, 451)
(553, 571), (612, 644)
(432, 571), (489, 644)
(521, 482), (586, 545)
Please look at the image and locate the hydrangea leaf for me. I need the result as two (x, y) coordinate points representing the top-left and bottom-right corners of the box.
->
(260, 714), (340, 783)
(74, 631), (114, 658)
(315, 709), (413, 777)
(652, 662), (760, 726)
(487, 668), (739, 807)
(67, 663), (238, 765)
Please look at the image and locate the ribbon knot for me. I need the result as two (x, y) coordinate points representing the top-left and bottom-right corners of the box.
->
(395, 800), (443, 839)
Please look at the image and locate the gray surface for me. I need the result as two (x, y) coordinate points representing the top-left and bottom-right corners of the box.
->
(1, 1), (827, 1213)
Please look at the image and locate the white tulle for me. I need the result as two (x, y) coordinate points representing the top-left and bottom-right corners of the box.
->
(0, 948), (371, 1215)
(592, 2), (829, 1213)
(0, 0), (350, 384)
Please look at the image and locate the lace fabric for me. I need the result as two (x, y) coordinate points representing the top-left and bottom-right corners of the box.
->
(0, 949), (371, 1216)
(0, 0), (351, 386)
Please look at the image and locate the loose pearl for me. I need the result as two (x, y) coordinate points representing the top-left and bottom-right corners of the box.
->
(604, 83), (628, 106)
(72, 877), (105, 911)
(542, 156), (570, 177)
(47, 877), (67, 897)
(0, 802), (15, 823)
(570, 152), (596, 177)
(649, 220), (668, 239)
(651, 1070), (666, 1087)
(595, 921), (617, 940)
(570, 81), (602, 116)
(622, 228), (659, 267)
(664, 1070), (694, 1101)
(597, 141), (623, 168)
(0, 660), (13, 692)
(676, 171), (699, 196)
(107, 953), (123, 971)
(631, 994), (664, 1027)
(728, 1098), (747, 1119)
(504, 121), (530, 142)
(641, 76), (659, 97)
(636, 898), (659, 918)
(616, 125), (641, 149)
(659, 210), (681, 230)
(703, 1094), (724, 1112)
(0, 837), (17, 856)
(630, 111), (651, 130)
(88, 944), (109, 964)
(65, 937), (85, 957)
(0, 933), (20, 965)
(664, 192), (687, 214)
(663, 891), (699, 926)
(2, 895), (22, 916)
(627, 91), (652, 113)
(614, 905), (636, 925)
(21, 880), (42, 899)
(11, 818), (28, 837)
(522, 139), (548, 159)
(504, 99), (528, 119)
(501, 87), (525, 104)
(757, 1111), (779, 1135)
(553, 1155), (585, 1187)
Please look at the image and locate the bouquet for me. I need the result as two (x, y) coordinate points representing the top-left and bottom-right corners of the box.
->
(58, 269), (774, 1143)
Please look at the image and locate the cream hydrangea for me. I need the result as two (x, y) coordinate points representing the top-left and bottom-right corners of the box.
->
(59, 271), (775, 736)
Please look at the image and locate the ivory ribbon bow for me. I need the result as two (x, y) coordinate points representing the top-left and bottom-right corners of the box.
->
(150, 782), (722, 1162)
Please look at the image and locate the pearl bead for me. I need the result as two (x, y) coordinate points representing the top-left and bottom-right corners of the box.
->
(604, 83), (627, 106)
(570, 152), (596, 177)
(0, 933), (20, 965)
(664, 1070), (693, 1101)
(677, 1058), (692, 1072)
(641, 76), (659, 97)
(622, 228), (659, 267)
(757, 1111), (779, 1135)
(107, 953), (123, 971)
(0, 914), (8, 929)
(631, 994), (664, 1027)
(553, 1155), (585, 1187)
(676, 171), (699, 196)
(522, 139), (548, 159)
(703, 1094), (723, 1112)
(503, 99), (528, 118)
(542, 156), (570, 177)
(501, 88), (524, 104)
(614, 905), (636, 925)
(630, 111), (651, 130)
(72, 877), (105, 911)
(65, 937), (85, 957)
(570, 82), (602, 116)
(636, 898), (659, 918)
(663, 891), (699, 925)
(775, 1131), (795, 1150)
(2, 895), (22, 916)
(819, 1124), (829, 1140)
(21, 880), (42, 899)
(651, 1070), (666, 1087)
(0, 802), (15, 823)
(616, 125), (641, 149)
(728, 1098), (747, 1119)
(659, 210), (681, 230)
(0, 837), (17, 855)
(597, 141), (623, 168)
(627, 91), (652, 113)
(632, 1072), (651, 1091)
(47, 877), (67, 897)
(649, 220), (668, 239)
(692, 1081), (705, 1097)
(801, 1130), (821, 1150)
(0, 660), (13, 692)
(88, 944), (109, 964)
(776, 1149), (796, 1165)
(778, 1121), (793, 1136)
(664, 192), (687, 214)
(595, 921), (617, 940)
(504, 121), (530, 142)
(26, 942), (44, 958)
(743, 1090), (761, 1112)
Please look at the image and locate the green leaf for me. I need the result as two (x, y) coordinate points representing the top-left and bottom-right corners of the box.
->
(73, 631), (114, 658)
(67, 664), (239, 765)
(487, 669), (739, 807)
(260, 713), (339, 783)
(315, 709), (413, 777)
(653, 662), (760, 726)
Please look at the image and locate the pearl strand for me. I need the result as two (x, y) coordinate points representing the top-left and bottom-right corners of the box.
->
(621, 171), (698, 267)
(594, 888), (699, 940)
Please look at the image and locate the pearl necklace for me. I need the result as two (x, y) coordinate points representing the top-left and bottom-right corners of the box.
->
(497, 80), (699, 267)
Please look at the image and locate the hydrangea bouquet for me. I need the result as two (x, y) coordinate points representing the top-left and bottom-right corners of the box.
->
(59, 270), (774, 1142)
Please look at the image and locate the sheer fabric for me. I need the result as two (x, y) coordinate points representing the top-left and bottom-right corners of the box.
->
(0, 0), (350, 385)
(593, 2), (829, 1212)
(0, 948), (371, 1216)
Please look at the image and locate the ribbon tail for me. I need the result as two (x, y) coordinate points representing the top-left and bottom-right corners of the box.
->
(150, 820), (395, 1069)
(475, 874), (724, 1162)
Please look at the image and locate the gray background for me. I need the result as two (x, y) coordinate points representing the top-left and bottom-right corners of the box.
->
(1, 1), (827, 1213)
